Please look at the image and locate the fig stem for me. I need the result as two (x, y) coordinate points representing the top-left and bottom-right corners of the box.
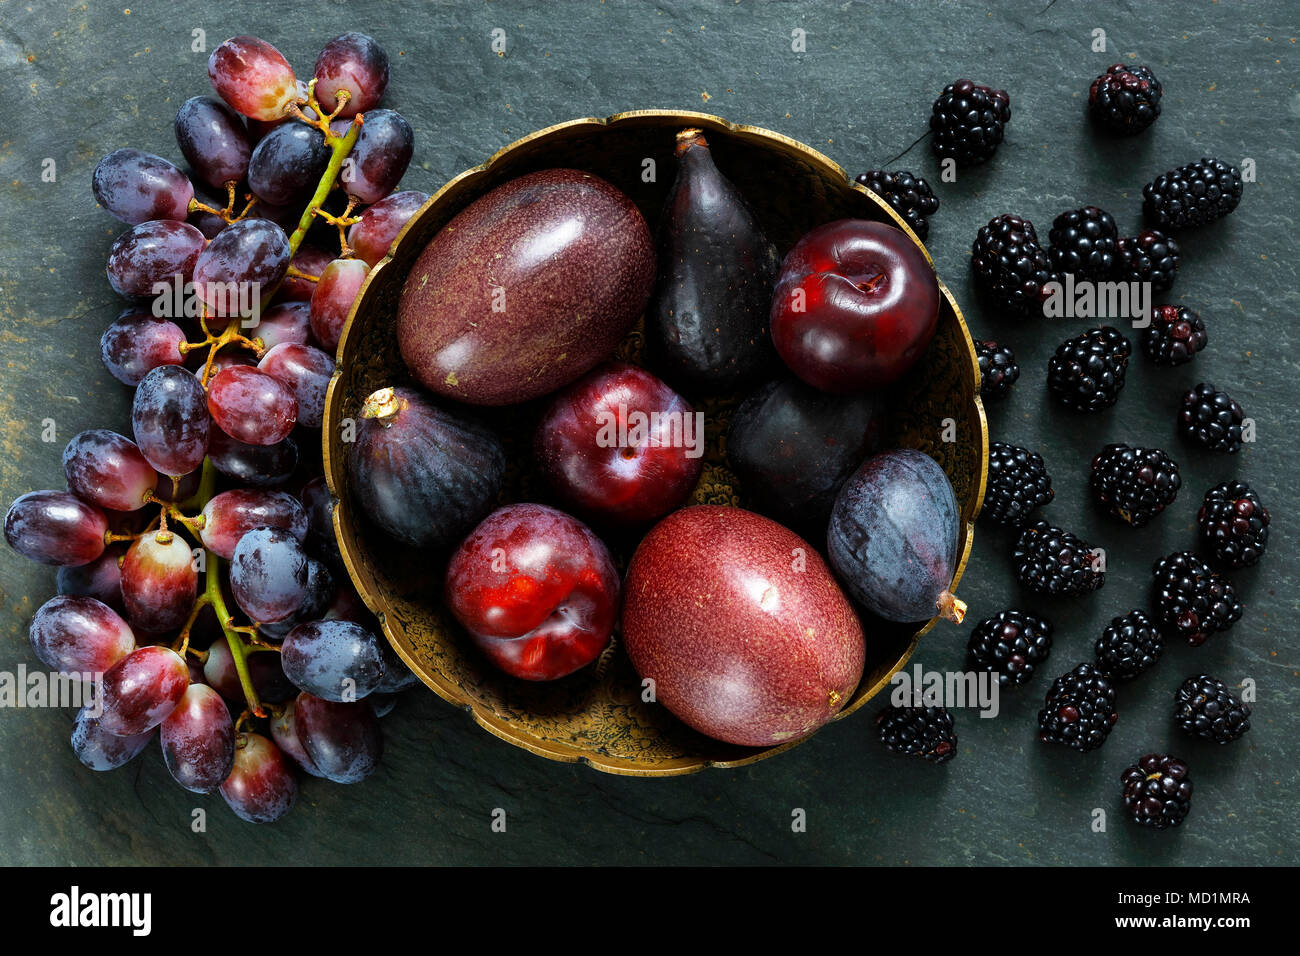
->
(360, 387), (404, 425)
(675, 127), (707, 155)
(937, 590), (967, 624)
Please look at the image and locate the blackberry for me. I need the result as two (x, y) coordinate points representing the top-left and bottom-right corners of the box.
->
(1178, 382), (1245, 454)
(983, 441), (1054, 526)
(1198, 480), (1269, 569)
(1038, 662), (1118, 752)
(1173, 674), (1251, 744)
(970, 214), (1057, 319)
(966, 609), (1053, 689)
(855, 170), (939, 240)
(975, 339), (1019, 400)
(1046, 326), (1131, 412)
(1013, 520), (1104, 596)
(1142, 305), (1207, 366)
(1121, 753), (1192, 829)
(1089, 443), (1181, 527)
(1048, 206), (1119, 281)
(929, 79), (1011, 166)
(1089, 64), (1163, 135)
(1116, 230), (1181, 293)
(1144, 157), (1243, 229)
(1151, 551), (1243, 646)
(1094, 610), (1162, 681)
(876, 703), (957, 763)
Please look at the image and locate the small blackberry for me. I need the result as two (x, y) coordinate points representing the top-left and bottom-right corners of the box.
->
(1013, 520), (1104, 596)
(1038, 662), (1118, 752)
(929, 79), (1011, 166)
(876, 703), (957, 763)
(855, 170), (940, 240)
(1089, 443), (1181, 527)
(966, 609), (1053, 688)
(1151, 551), (1243, 646)
(1046, 326), (1131, 412)
(1089, 64), (1163, 135)
(1121, 753), (1192, 829)
(971, 214), (1057, 319)
(983, 441), (1054, 526)
(1094, 610), (1162, 681)
(1142, 305), (1207, 366)
(1048, 206), (1119, 281)
(1116, 230), (1181, 293)
(1144, 157), (1243, 229)
(975, 339), (1019, 400)
(1198, 480), (1269, 569)
(1178, 383), (1246, 454)
(1173, 674), (1251, 744)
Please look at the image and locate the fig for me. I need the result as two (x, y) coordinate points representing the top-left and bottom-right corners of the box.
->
(827, 449), (966, 624)
(646, 129), (780, 391)
(396, 168), (655, 406)
(622, 506), (865, 747)
(347, 386), (505, 550)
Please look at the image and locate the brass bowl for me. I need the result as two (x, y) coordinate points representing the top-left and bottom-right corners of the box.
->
(322, 110), (988, 776)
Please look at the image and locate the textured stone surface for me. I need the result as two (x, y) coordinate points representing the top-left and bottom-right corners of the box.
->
(0, 1), (1296, 865)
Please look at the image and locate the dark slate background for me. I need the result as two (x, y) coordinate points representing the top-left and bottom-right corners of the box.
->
(0, 0), (1296, 866)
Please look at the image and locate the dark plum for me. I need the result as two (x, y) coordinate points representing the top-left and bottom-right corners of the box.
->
(191, 218), (291, 318)
(347, 386), (506, 550)
(248, 120), (331, 206)
(281, 620), (385, 701)
(28, 594), (135, 676)
(106, 220), (206, 300)
(293, 692), (383, 784)
(348, 190), (428, 267)
(92, 148), (194, 224)
(341, 108), (413, 204)
(161, 683), (236, 793)
(100, 312), (187, 386)
(71, 706), (156, 771)
(220, 732), (298, 823)
(4, 490), (108, 566)
(257, 342), (334, 428)
(131, 364), (210, 477)
(207, 366), (298, 446)
(230, 527), (309, 623)
(174, 96), (253, 189)
(314, 32), (389, 117)
(62, 429), (157, 513)
(207, 430), (298, 487)
(97, 645), (191, 736)
(199, 488), (308, 559)
(828, 449), (965, 624)
(120, 533), (198, 634)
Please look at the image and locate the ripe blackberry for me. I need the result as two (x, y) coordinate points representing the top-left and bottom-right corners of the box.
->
(1089, 443), (1181, 527)
(1116, 230), (1181, 293)
(1094, 610), (1162, 681)
(1173, 675), (1251, 744)
(929, 79), (1011, 166)
(1151, 551), (1243, 646)
(975, 339), (1019, 400)
(855, 170), (939, 241)
(1144, 157), (1243, 229)
(1038, 662), (1118, 752)
(1046, 326), (1131, 412)
(971, 214), (1057, 319)
(876, 703), (957, 763)
(1178, 383), (1246, 454)
(1142, 305), (1207, 366)
(966, 609), (1053, 689)
(1013, 520), (1104, 596)
(1048, 206), (1119, 281)
(1121, 754), (1192, 829)
(983, 441), (1053, 526)
(1089, 64), (1163, 135)
(1198, 480), (1269, 569)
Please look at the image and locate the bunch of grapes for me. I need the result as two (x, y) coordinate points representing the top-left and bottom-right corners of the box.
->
(4, 33), (430, 824)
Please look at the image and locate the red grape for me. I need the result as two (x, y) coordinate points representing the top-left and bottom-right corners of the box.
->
(120, 533), (198, 634)
(269, 699), (325, 777)
(57, 547), (126, 614)
(4, 490), (108, 567)
(152, 468), (203, 504)
(293, 692), (383, 784)
(257, 342), (334, 428)
(207, 430), (298, 486)
(207, 365), (298, 445)
(309, 258), (368, 352)
(279, 247), (333, 302)
(251, 301), (312, 348)
(248, 121), (330, 206)
(71, 705), (156, 771)
(208, 36), (299, 123)
(314, 33), (389, 117)
(174, 95), (252, 190)
(99, 311), (187, 386)
(131, 364), (210, 476)
(192, 218), (291, 318)
(340, 109), (413, 204)
(281, 620), (385, 701)
(161, 683), (236, 793)
(200, 349), (256, 378)
(97, 645), (190, 736)
(230, 527), (309, 623)
(348, 190), (429, 267)
(29, 594), (135, 676)
(106, 220), (206, 300)
(92, 148), (194, 225)
(220, 733), (298, 823)
(199, 488), (308, 559)
(62, 429), (158, 512)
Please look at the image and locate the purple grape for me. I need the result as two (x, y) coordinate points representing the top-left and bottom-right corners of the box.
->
(92, 148), (194, 225)
(199, 488), (308, 559)
(57, 547), (126, 614)
(192, 218), (290, 318)
(257, 343), (334, 428)
(161, 683), (236, 793)
(151, 467), (202, 504)
(98, 645), (191, 736)
(220, 733), (298, 823)
(106, 220), (206, 300)
(208, 36), (299, 122)
(187, 195), (229, 239)
(29, 594), (135, 676)
(248, 121), (331, 206)
(202, 635), (297, 705)
(375, 639), (421, 694)
(4, 490), (108, 567)
(370, 693), (398, 717)
(341, 109), (413, 204)
(269, 698), (325, 776)
(174, 95), (253, 189)
(314, 33), (389, 117)
(230, 527), (309, 623)
(279, 246), (333, 302)
(259, 559), (335, 641)
(349, 190), (428, 267)
(62, 429), (158, 512)
(293, 692), (382, 784)
(100, 311), (187, 386)
(71, 706), (156, 771)
(207, 365), (298, 446)
(132, 365), (210, 476)
(120, 533), (198, 635)
(298, 477), (342, 572)
(208, 430), (298, 486)
(281, 619), (385, 701)
(251, 301), (312, 348)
